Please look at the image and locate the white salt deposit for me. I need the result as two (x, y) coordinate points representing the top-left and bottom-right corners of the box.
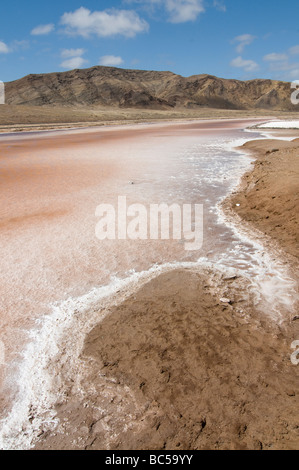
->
(257, 120), (299, 129)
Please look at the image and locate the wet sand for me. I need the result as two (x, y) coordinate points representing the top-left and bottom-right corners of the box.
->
(35, 129), (299, 451)
(1, 119), (298, 450)
(32, 267), (298, 451)
(227, 135), (299, 262)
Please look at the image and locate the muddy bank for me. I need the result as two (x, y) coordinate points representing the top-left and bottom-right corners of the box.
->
(34, 267), (299, 451)
(227, 136), (299, 262)
(33, 131), (299, 451)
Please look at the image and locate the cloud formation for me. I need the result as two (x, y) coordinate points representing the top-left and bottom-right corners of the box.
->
(99, 55), (124, 66)
(60, 56), (88, 70)
(60, 48), (88, 70)
(165, 0), (205, 23)
(31, 24), (55, 36)
(61, 48), (86, 58)
(60, 7), (149, 38)
(233, 34), (256, 53)
(213, 0), (226, 12)
(263, 53), (288, 62)
(230, 56), (258, 72)
(289, 45), (299, 56)
(262, 45), (299, 80)
(0, 41), (9, 54)
(125, 0), (207, 23)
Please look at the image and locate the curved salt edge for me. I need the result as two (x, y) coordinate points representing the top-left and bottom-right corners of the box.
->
(0, 263), (179, 449)
(0, 131), (297, 450)
(216, 202), (297, 317)
(216, 138), (298, 319)
(0, 133), (262, 450)
(0, 131), (253, 450)
(0, 259), (238, 450)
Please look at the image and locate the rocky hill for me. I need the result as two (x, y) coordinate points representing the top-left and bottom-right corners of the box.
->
(4, 66), (298, 111)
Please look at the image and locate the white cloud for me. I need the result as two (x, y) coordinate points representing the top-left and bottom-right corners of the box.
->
(230, 56), (259, 72)
(233, 34), (256, 53)
(124, 0), (205, 23)
(213, 0), (226, 12)
(269, 62), (299, 72)
(289, 69), (299, 80)
(165, 0), (205, 23)
(61, 48), (86, 58)
(262, 49), (299, 80)
(60, 7), (149, 38)
(60, 56), (88, 70)
(262, 48), (299, 80)
(99, 55), (124, 67)
(31, 24), (55, 36)
(11, 40), (30, 51)
(0, 41), (9, 54)
(264, 53), (288, 62)
(60, 47), (88, 70)
(289, 45), (299, 56)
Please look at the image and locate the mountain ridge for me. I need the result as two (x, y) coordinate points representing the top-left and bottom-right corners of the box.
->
(4, 66), (298, 111)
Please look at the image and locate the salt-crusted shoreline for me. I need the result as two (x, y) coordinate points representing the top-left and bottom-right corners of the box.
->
(0, 122), (298, 450)
(35, 129), (299, 450)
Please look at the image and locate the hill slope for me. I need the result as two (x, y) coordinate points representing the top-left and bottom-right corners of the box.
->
(4, 66), (298, 111)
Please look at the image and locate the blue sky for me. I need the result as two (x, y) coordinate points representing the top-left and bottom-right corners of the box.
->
(0, 0), (299, 82)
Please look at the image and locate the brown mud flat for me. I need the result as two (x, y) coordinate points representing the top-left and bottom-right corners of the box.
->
(33, 129), (299, 451)
(34, 268), (299, 451)
(0, 121), (296, 451)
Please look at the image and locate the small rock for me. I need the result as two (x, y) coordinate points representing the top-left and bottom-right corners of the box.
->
(292, 316), (299, 321)
(220, 298), (232, 304)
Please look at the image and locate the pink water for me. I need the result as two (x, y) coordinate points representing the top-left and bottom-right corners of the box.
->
(0, 119), (297, 448)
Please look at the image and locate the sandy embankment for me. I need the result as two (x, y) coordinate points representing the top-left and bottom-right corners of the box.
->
(34, 133), (299, 451)
(35, 270), (299, 451)
(227, 137), (299, 262)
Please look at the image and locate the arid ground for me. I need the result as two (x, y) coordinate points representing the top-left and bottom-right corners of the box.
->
(29, 125), (299, 450)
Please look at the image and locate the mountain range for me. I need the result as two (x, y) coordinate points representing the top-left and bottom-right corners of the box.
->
(4, 66), (298, 111)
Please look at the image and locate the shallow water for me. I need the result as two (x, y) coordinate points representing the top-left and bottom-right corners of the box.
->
(0, 119), (297, 449)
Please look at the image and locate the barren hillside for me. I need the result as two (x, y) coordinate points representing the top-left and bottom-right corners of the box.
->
(4, 66), (298, 111)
